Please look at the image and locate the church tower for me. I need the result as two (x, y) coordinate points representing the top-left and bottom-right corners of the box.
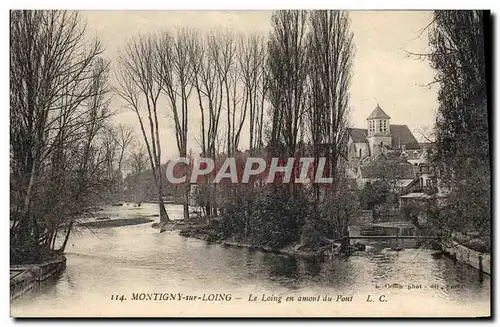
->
(367, 104), (392, 156)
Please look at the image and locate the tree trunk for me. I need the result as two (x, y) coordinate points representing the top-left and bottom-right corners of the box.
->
(159, 199), (170, 223)
(183, 185), (190, 220)
(50, 228), (58, 250)
(57, 220), (73, 254)
(205, 203), (211, 222)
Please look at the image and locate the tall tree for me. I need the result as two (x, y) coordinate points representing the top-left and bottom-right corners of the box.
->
(10, 10), (112, 262)
(428, 10), (490, 236)
(189, 31), (225, 217)
(307, 10), (354, 195)
(267, 10), (309, 160)
(239, 33), (267, 152)
(156, 28), (195, 220)
(213, 31), (238, 156)
(115, 33), (171, 223)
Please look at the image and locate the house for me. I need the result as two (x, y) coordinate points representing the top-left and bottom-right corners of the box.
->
(407, 142), (433, 166)
(399, 192), (433, 206)
(354, 154), (417, 193)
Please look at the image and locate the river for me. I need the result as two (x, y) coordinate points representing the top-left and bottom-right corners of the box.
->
(11, 204), (490, 317)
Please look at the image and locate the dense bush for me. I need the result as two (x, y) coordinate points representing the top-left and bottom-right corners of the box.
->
(216, 184), (358, 251)
(217, 185), (314, 249)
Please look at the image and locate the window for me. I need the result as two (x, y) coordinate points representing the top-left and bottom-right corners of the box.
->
(378, 120), (383, 132)
(359, 149), (362, 157)
(382, 120), (387, 133)
(426, 179), (432, 187)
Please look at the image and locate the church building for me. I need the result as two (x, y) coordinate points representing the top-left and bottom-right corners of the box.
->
(346, 104), (427, 193)
(346, 104), (421, 160)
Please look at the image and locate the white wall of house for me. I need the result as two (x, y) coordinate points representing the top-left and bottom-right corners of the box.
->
(347, 136), (370, 159)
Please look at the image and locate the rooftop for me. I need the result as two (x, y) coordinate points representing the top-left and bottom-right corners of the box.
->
(390, 125), (421, 150)
(366, 104), (391, 120)
(347, 125), (421, 150)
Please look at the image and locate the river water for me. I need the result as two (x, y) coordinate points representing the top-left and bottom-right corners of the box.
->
(11, 204), (490, 317)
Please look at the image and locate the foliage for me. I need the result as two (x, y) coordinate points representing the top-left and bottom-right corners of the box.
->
(214, 181), (359, 251)
(428, 10), (490, 238)
(267, 10), (309, 156)
(217, 185), (313, 249)
(400, 202), (423, 227)
(359, 181), (391, 210)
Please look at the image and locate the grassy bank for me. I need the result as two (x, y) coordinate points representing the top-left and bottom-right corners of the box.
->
(178, 225), (342, 260)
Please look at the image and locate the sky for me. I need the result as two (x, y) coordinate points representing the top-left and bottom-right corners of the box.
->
(81, 10), (438, 161)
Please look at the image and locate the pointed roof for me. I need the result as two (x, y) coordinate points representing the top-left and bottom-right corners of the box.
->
(347, 128), (368, 143)
(366, 104), (391, 120)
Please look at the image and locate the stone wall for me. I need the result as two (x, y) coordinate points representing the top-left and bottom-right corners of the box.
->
(351, 210), (373, 226)
(442, 241), (490, 275)
(10, 255), (66, 300)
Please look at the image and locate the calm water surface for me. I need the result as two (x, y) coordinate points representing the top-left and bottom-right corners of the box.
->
(11, 204), (490, 317)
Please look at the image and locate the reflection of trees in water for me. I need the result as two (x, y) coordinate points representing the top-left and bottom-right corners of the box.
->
(263, 255), (325, 279)
(319, 258), (360, 291)
(24, 271), (69, 301)
(62, 270), (76, 292)
(244, 250), (254, 268)
(264, 255), (298, 279)
(262, 255), (325, 289)
(262, 255), (303, 289)
(298, 258), (322, 277)
(434, 255), (490, 300)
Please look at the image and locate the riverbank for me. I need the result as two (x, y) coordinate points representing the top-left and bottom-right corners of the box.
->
(79, 217), (155, 228)
(11, 203), (490, 317)
(10, 255), (66, 300)
(442, 240), (491, 275)
(178, 225), (340, 260)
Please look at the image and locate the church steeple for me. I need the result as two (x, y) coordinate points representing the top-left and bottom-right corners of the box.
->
(367, 104), (392, 156)
(367, 104), (391, 137)
(367, 103), (391, 121)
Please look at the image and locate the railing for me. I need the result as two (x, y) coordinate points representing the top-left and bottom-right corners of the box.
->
(348, 235), (440, 240)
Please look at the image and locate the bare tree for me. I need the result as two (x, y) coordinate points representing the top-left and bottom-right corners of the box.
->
(129, 143), (150, 177)
(97, 123), (134, 202)
(156, 28), (195, 220)
(208, 31), (238, 156)
(267, 10), (309, 163)
(238, 33), (267, 152)
(189, 31), (226, 217)
(126, 142), (150, 205)
(115, 124), (134, 178)
(306, 10), (354, 195)
(255, 59), (270, 150)
(10, 10), (112, 262)
(115, 33), (171, 223)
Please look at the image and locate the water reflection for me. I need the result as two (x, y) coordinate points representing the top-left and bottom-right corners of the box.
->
(11, 204), (490, 317)
(265, 255), (299, 279)
(299, 258), (322, 277)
